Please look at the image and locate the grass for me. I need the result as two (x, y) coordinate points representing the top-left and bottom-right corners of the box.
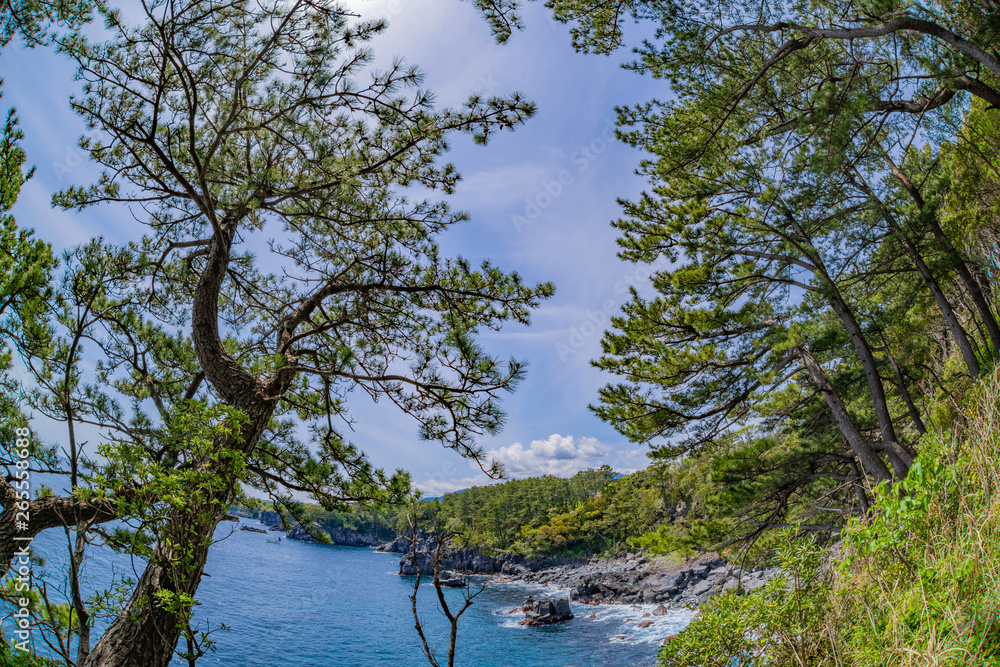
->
(658, 369), (1000, 667)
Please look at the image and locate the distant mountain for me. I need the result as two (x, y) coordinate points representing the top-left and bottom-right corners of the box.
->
(420, 488), (468, 502)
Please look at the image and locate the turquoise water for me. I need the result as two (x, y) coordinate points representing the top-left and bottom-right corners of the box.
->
(16, 522), (695, 666)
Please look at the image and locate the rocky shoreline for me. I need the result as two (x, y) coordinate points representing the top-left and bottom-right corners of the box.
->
(382, 533), (780, 609)
(236, 513), (389, 548)
(237, 517), (780, 610)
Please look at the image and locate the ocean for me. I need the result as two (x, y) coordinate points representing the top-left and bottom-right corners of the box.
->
(14, 521), (695, 666)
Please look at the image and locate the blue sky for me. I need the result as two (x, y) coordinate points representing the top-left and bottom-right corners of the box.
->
(1, 0), (668, 497)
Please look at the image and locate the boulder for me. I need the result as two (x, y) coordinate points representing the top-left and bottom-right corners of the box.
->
(400, 557), (464, 587)
(437, 570), (465, 588)
(652, 604), (669, 616)
(686, 577), (716, 598)
(285, 524), (318, 543)
(637, 620), (654, 628)
(519, 597), (574, 626)
(689, 563), (711, 578)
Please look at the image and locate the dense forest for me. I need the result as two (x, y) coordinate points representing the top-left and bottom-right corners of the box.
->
(1, 0), (1000, 665)
(239, 464), (700, 557)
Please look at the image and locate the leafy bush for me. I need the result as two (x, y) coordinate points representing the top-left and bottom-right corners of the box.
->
(658, 371), (1000, 667)
(658, 534), (835, 667)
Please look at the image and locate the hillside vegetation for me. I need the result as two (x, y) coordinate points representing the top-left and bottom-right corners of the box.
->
(660, 371), (1000, 666)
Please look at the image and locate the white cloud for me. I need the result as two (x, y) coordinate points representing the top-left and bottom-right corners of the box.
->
(610, 449), (647, 475)
(484, 433), (612, 478)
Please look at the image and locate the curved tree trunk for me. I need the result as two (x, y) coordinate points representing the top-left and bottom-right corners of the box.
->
(83, 226), (283, 666)
(893, 227), (981, 379)
(784, 207), (913, 479)
(884, 157), (1000, 359)
(826, 275), (913, 478)
(927, 214), (1000, 356)
(797, 346), (893, 485)
(80, 500), (224, 667)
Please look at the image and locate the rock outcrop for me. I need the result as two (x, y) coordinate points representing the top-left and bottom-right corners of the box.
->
(286, 524), (318, 543)
(541, 552), (778, 606)
(255, 516), (388, 547)
(239, 525), (268, 534)
(397, 543), (780, 609)
(518, 597), (573, 626)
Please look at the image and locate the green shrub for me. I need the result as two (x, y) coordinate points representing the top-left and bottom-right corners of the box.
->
(658, 370), (1000, 667)
(658, 534), (835, 667)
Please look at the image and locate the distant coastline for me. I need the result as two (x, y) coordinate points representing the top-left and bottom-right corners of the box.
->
(233, 509), (781, 615)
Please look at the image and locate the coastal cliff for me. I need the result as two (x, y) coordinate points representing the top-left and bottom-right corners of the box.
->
(240, 509), (394, 548)
(388, 532), (779, 608)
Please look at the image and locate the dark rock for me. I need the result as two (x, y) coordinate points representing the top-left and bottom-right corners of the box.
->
(637, 620), (654, 629)
(686, 578), (716, 598)
(437, 570), (465, 588)
(395, 538), (783, 611)
(286, 524), (318, 543)
(652, 604), (669, 616)
(519, 597), (573, 626)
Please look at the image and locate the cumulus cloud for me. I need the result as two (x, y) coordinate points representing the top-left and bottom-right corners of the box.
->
(412, 436), (649, 497)
(485, 433), (612, 478)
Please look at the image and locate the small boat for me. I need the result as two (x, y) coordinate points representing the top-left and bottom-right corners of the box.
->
(266, 537), (282, 544)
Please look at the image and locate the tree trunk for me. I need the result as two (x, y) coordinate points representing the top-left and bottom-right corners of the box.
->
(827, 287), (913, 478)
(70, 524), (92, 665)
(797, 346), (893, 485)
(884, 158), (1000, 358)
(847, 459), (871, 515)
(882, 343), (927, 436)
(892, 225), (981, 378)
(784, 207), (912, 478)
(81, 404), (279, 667)
(81, 498), (225, 667)
(84, 227), (292, 666)
(0, 486), (117, 579)
(925, 213), (1000, 356)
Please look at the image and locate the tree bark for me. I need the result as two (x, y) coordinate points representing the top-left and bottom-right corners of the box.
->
(926, 214), (1000, 356)
(797, 346), (893, 485)
(0, 484), (117, 579)
(849, 170), (982, 378)
(827, 293), (914, 478)
(894, 230), (982, 379)
(83, 226), (291, 667)
(783, 208), (913, 478)
(80, 496), (225, 667)
(881, 343), (928, 436)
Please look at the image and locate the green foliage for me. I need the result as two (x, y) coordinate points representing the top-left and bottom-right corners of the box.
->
(659, 534), (835, 667)
(835, 397), (1000, 666)
(83, 400), (249, 557)
(0, 641), (60, 667)
(0, 0), (91, 50)
(657, 370), (1000, 667)
(428, 466), (624, 552)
